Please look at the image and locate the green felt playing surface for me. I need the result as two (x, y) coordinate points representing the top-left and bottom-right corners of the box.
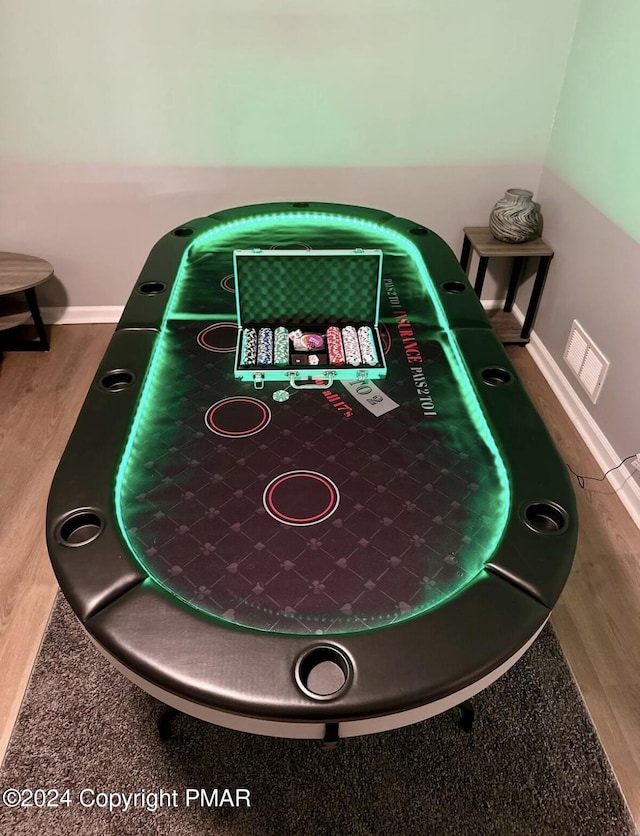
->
(114, 211), (510, 635)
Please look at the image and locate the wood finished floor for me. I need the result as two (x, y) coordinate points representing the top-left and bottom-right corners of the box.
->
(0, 325), (638, 827)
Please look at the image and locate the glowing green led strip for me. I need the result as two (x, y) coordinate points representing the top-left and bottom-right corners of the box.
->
(168, 209), (509, 497)
(114, 328), (171, 555)
(113, 234), (194, 541)
(171, 210), (455, 333)
(114, 210), (511, 630)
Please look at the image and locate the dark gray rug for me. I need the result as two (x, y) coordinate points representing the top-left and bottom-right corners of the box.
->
(0, 596), (635, 836)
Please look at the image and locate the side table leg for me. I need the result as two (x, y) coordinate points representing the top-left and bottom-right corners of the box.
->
(504, 256), (525, 312)
(521, 256), (552, 340)
(460, 235), (472, 273)
(474, 257), (489, 299)
(24, 287), (49, 351)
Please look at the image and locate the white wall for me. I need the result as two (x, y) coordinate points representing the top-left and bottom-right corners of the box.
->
(545, 0), (640, 242)
(533, 0), (640, 494)
(0, 0), (579, 306)
(536, 171), (639, 472)
(0, 0), (578, 167)
(0, 160), (541, 308)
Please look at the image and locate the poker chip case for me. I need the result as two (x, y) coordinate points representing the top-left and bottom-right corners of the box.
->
(233, 249), (387, 389)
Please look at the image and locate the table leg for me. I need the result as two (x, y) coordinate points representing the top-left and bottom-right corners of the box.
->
(24, 287), (50, 351)
(521, 255), (552, 339)
(460, 235), (472, 273)
(474, 256), (489, 298)
(504, 256), (525, 312)
(458, 699), (475, 732)
(322, 722), (340, 751)
(157, 704), (179, 740)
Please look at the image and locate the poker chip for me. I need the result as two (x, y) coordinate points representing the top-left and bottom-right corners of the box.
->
(357, 326), (379, 366)
(242, 323), (377, 371)
(302, 333), (325, 350)
(274, 327), (289, 365)
(341, 326), (362, 366)
(257, 327), (273, 366)
(273, 389), (290, 402)
(290, 330), (325, 351)
(326, 326), (345, 366)
(240, 328), (257, 365)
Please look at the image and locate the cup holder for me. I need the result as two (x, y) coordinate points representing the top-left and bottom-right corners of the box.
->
(523, 501), (569, 535)
(138, 281), (166, 295)
(295, 646), (352, 700)
(481, 367), (513, 387)
(55, 510), (105, 547)
(172, 227), (194, 237)
(99, 369), (135, 392)
(409, 227), (429, 236)
(442, 281), (467, 294)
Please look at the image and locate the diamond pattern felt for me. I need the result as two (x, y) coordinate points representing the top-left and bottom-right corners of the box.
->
(118, 327), (503, 635)
(115, 216), (506, 636)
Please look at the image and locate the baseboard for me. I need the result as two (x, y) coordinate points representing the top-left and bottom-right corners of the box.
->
(48, 300), (503, 326)
(43, 306), (124, 325)
(42, 300), (508, 326)
(485, 301), (640, 530)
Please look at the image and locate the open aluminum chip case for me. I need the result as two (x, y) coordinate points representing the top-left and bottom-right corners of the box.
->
(233, 248), (387, 390)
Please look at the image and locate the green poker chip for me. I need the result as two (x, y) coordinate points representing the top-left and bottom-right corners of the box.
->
(273, 390), (290, 403)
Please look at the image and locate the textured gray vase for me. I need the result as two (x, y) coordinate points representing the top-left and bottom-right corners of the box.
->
(489, 188), (543, 244)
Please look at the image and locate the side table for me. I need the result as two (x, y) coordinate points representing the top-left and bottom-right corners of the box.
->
(0, 252), (53, 351)
(460, 227), (553, 345)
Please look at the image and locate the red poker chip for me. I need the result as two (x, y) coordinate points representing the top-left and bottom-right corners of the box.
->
(326, 327), (345, 365)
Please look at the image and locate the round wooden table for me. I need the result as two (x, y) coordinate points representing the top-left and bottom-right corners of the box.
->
(0, 252), (53, 350)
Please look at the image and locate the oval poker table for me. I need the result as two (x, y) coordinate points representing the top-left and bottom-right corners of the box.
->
(46, 202), (577, 745)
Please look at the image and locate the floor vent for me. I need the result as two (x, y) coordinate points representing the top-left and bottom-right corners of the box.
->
(563, 320), (609, 404)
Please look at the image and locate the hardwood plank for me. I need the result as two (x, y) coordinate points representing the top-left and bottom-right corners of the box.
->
(486, 309), (528, 344)
(507, 345), (640, 825)
(0, 324), (114, 763)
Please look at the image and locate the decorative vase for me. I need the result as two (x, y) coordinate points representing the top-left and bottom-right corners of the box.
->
(489, 188), (543, 244)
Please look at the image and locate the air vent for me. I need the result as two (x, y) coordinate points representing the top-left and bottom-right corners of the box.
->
(563, 320), (610, 404)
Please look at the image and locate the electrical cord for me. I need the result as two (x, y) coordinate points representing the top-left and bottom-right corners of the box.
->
(566, 453), (640, 489)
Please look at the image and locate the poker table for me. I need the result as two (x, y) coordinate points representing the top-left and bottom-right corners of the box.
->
(46, 202), (577, 744)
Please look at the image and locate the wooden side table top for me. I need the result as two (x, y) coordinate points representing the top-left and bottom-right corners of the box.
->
(463, 227), (553, 258)
(0, 252), (54, 295)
